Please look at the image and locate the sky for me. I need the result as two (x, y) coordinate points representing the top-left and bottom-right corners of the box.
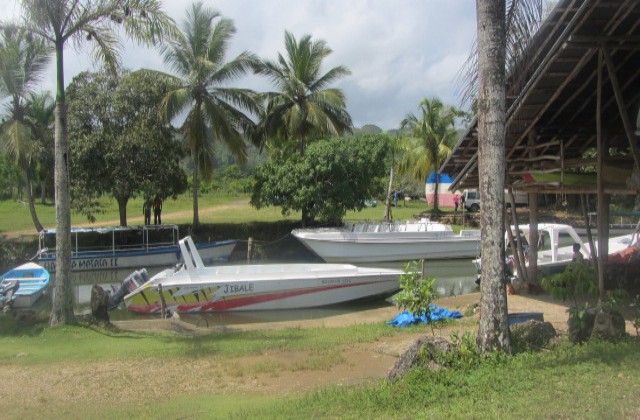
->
(0, 0), (477, 130)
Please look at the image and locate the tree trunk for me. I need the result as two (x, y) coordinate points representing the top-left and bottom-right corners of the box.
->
(50, 41), (76, 326)
(433, 170), (440, 211)
(40, 179), (46, 205)
(25, 172), (43, 232)
(475, 0), (511, 354)
(192, 159), (200, 228)
(384, 167), (394, 221)
(116, 196), (129, 227)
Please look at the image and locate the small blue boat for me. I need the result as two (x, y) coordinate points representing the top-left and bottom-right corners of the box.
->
(0, 263), (50, 308)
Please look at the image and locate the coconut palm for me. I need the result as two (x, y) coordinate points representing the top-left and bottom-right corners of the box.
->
(25, 91), (55, 205)
(0, 27), (50, 232)
(156, 2), (261, 227)
(8, 0), (176, 326)
(253, 31), (353, 156)
(400, 97), (465, 212)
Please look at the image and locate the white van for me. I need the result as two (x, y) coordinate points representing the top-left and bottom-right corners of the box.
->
(462, 189), (528, 212)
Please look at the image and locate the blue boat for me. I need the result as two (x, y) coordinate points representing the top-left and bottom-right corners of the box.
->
(0, 263), (50, 308)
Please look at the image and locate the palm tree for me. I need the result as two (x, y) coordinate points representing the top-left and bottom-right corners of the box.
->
(0, 27), (50, 232)
(25, 91), (55, 205)
(156, 2), (261, 227)
(399, 97), (464, 212)
(253, 31), (353, 156)
(475, 0), (510, 354)
(8, 0), (176, 326)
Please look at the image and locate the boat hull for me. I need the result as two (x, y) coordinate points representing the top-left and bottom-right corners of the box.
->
(293, 231), (481, 263)
(124, 264), (401, 313)
(36, 240), (237, 272)
(0, 262), (50, 308)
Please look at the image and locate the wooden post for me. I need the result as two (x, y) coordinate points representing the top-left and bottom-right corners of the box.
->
(527, 130), (539, 287)
(247, 237), (254, 261)
(596, 49), (607, 301)
(508, 188), (528, 284)
(581, 194), (599, 274)
(158, 284), (167, 319)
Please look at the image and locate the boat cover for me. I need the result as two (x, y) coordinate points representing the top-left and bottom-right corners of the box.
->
(387, 304), (463, 327)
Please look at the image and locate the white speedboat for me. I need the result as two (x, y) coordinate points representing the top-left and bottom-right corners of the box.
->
(121, 237), (402, 314)
(292, 219), (481, 263)
(474, 223), (639, 279)
(36, 224), (237, 272)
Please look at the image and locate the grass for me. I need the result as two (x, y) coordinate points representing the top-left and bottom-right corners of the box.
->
(0, 193), (461, 236)
(0, 316), (640, 419)
(0, 317), (403, 365)
(4, 316), (638, 419)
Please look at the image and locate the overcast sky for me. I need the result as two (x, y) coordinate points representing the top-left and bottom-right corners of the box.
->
(0, 0), (477, 130)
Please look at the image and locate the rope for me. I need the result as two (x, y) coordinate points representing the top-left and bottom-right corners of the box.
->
(235, 232), (294, 248)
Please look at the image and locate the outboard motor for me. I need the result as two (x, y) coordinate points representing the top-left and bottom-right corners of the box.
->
(475, 256), (517, 286)
(108, 269), (149, 310)
(0, 280), (20, 312)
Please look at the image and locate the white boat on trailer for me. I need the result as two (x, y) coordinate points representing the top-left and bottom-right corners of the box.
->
(36, 224), (237, 272)
(292, 219), (481, 263)
(120, 236), (402, 313)
(474, 223), (639, 279)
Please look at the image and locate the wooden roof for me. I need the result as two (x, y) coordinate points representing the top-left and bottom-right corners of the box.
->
(441, 0), (640, 194)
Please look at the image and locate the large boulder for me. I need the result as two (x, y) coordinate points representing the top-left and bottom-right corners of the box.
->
(569, 306), (625, 343)
(510, 320), (557, 350)
(387, 335), (454, 381)
(591, 307), (626, 340)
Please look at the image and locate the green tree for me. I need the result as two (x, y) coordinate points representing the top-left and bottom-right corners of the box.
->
(25, 91), (55, 205)
(9, 0), (176, 326)
(67, 69), (187, 226)
(252, 135), (389, 225)
(253, 31), (353, 156)
(0, 27), (50, 232)
(155, 1), (260, 228)
(399, 97), (465, 212)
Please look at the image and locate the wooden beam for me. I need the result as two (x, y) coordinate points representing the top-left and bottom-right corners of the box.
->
(601, 45), (640, 172)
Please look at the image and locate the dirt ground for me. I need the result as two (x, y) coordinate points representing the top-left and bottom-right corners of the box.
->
(3, 292), (638, 414)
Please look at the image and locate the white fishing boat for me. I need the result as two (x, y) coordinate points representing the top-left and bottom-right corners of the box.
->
(474, 223), (639, 279)
(292, 219), (481, 263)
(36, 224), (237, 272)
(120, 236), (402, 314)
(0, 262), (50, 309)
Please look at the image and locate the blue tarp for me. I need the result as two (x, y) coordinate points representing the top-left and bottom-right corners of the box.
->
(387, 304), (463, 327)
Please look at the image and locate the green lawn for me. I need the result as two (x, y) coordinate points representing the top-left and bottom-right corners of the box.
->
(0, 194), (456, 236)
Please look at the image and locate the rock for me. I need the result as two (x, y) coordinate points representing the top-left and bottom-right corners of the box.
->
(569, 307), (626, 343)
(591, 308), (625, 340)
(90, 284), (111, 325)
(387, 335), (453, 381)
(510, 320), (557, 350)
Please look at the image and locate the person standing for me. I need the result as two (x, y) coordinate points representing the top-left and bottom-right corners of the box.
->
(454, 194), (460, 212)
(143, 198), (152, 225)
(153, 195), (163, 224)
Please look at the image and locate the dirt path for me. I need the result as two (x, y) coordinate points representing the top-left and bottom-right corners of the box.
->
(2, 199), (250, 238)
(3, 292), (638, 415)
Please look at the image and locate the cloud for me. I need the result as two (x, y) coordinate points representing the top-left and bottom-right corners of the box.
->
(0, 0), (477, 130)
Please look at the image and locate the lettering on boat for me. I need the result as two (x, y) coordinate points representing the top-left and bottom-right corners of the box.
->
(40, 258), (120, 271)
(321, 277), (352, 286)
(73, 258), (119, 270)
(223, 283), (254, 294)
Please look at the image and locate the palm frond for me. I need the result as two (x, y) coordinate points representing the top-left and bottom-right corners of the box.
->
(455, 0), (545, 108)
